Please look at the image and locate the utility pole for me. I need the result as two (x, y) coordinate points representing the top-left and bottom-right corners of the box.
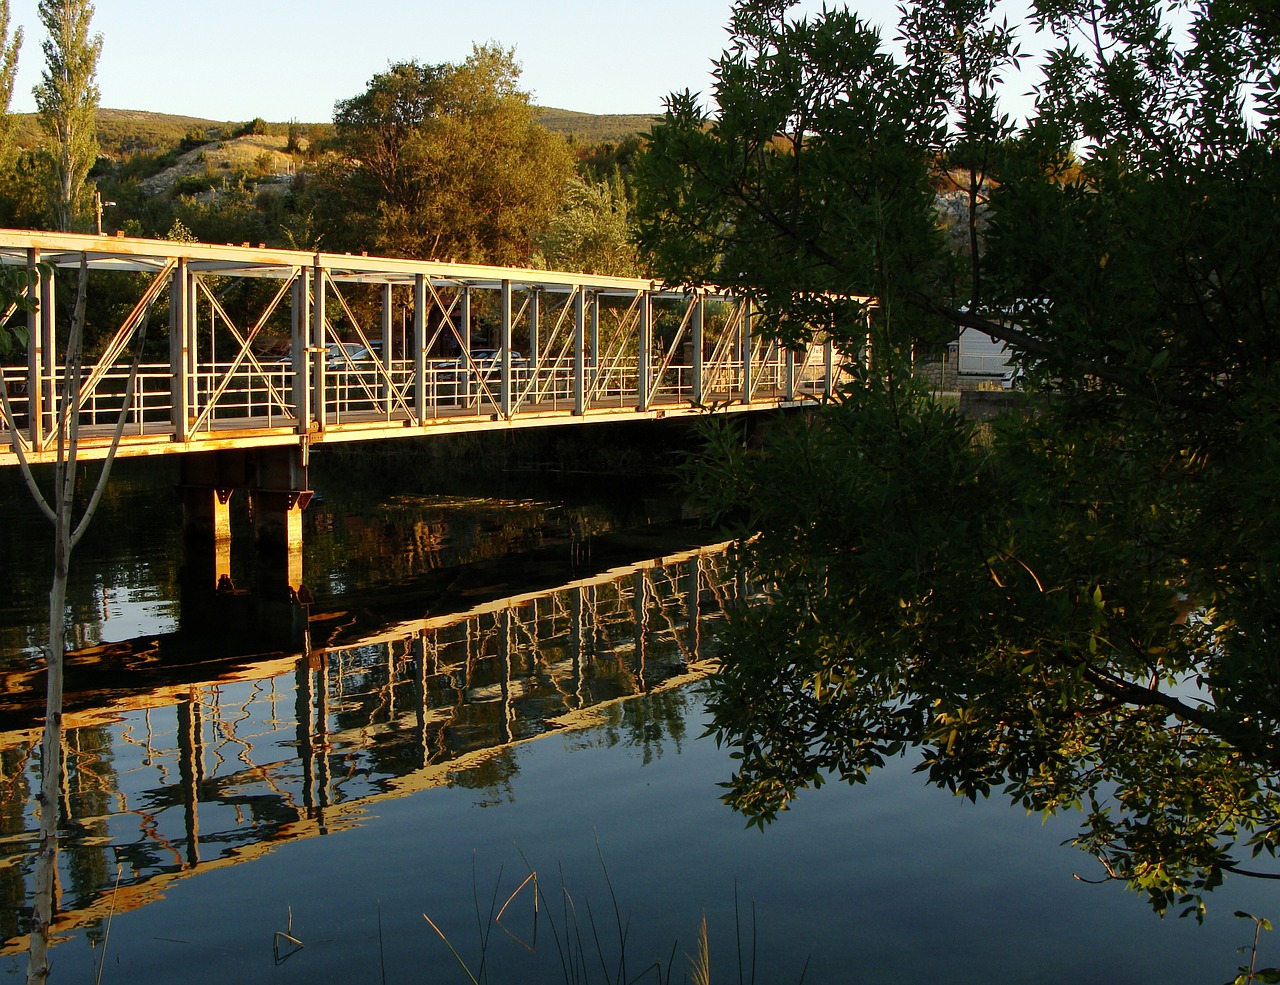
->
(93, 189), (114, 235)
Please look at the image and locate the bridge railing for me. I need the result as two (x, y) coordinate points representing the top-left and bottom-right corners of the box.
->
(2, 349), (838, 438)
(0, 365), (26, 431)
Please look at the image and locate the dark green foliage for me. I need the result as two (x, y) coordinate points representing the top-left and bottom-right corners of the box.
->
(303, 46), (575, 263)
(637, 0), (1280, 918)
(234, 117), (268, 137)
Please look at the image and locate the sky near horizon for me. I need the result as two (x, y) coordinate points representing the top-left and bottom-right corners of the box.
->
(3, 0), (905, 124)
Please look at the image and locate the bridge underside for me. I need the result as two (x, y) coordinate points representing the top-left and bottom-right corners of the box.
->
(0, 230), (853, 469)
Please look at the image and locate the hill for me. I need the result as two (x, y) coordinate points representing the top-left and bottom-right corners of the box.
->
(536, 108), (656, 144)
(9, 107), (653, 157)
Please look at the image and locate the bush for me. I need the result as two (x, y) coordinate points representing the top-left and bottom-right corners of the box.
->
(234, 117), (269, 138)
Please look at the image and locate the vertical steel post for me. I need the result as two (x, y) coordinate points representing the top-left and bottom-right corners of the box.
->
(498, 608), (513, 743)
(380, 282), (393, 416)
(414, 273), (427, 423)
(460, 285), (472, 404)
(500, 279), (513, 418)
(569, 584), (584, 708)
(291, 270), (310, 433)
(633, 571), (648, 681)
(187, 266), (200, 430)
(692, 295), (704, 406)
(685, 557), (701, 656)
(311, 263), (326, 430)
(39, 259), (56, 451)
(316, 655), (331, 819)
(25, 248), (44, 451)
(825, 334), (835, 395)
(589, 292), (599, 374)
(741, 298), (753, 404)
(573, 287), (586, 416)
(529, 287), (540, 388)
(786, 343), (797, 401)
(176, 693), (204, 867)
(169, 259), (191, 441)
(637, 290), (651, 411)
(295, 660), (316, 813)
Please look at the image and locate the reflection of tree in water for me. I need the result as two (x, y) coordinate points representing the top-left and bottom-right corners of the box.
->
(448, 749), (519, 806)
(62, 727), (115, 911)
(0, 746), (32, 941)
(578, 689), (694, 768)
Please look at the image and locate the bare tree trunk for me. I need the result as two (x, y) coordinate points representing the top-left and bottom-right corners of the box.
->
(23, 260), (86, 985)
(0, 253), (152, 984)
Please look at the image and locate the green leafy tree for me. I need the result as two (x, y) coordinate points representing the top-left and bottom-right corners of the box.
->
(312, 44), (575, 264)
(33, 0), (103, 232)
(536, 171), (641, 276)
(636, 0), (1280, 918)
(0, 0), (22, 168)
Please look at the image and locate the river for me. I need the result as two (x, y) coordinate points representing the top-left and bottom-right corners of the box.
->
(0, 435), (1275, 983)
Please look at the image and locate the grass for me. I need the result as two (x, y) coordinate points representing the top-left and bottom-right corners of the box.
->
(422, 842), (808, 985)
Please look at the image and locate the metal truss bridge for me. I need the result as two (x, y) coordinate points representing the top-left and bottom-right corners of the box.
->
(0, 230), (847, 469)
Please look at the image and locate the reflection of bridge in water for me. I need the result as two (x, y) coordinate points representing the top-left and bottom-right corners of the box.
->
(0, 542), (747, 953)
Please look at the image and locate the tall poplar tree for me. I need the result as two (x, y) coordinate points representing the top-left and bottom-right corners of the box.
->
(0, 0), (23, 166)
(33, 0), (101, 233)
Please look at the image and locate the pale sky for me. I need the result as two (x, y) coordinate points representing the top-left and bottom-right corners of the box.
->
(4, 0), (905, 123)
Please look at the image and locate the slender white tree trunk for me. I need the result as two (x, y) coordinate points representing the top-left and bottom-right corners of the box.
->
(2, 255), (148, 984)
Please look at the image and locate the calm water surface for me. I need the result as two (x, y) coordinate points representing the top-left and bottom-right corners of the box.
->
(0, 449), (1275, 983)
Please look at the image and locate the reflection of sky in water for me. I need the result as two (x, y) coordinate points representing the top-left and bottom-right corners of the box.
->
(91, 584), (180, 645)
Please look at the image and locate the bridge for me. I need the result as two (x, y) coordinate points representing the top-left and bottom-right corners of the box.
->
(0, 229), (844, 467)
(0, 230), (848, 585)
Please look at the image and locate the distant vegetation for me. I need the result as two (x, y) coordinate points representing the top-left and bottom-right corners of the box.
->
(0, 103), (650, 269)
(2, 105), (645, 151)
(9, 106), (653, 157)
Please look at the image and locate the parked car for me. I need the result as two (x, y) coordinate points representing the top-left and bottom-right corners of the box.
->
(439, 349), (527, 400)
(326, 341), (382, 370)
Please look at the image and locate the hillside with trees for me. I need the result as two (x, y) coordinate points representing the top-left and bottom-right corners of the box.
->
(0, 72), (650, 270)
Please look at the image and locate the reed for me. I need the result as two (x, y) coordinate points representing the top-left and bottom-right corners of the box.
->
(422, 844), (808, 984)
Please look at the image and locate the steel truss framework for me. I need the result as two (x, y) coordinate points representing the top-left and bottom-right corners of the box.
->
(0, 230), (852, 468)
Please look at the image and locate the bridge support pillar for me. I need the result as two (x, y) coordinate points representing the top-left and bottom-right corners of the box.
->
(179, 451), (244, 590)
(181, 487), (234, 588)
(177, 447), (312, 648)
(250, 445), (311, 593)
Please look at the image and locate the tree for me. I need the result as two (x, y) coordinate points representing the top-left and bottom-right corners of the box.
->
(313, 45), (575, 265)
(0, 255), (154, 984)
(0, 0), (22, 168)
(33, 0), (102, 232)
(635, 0), (1280, 918)
(536, 171), (641, 276)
